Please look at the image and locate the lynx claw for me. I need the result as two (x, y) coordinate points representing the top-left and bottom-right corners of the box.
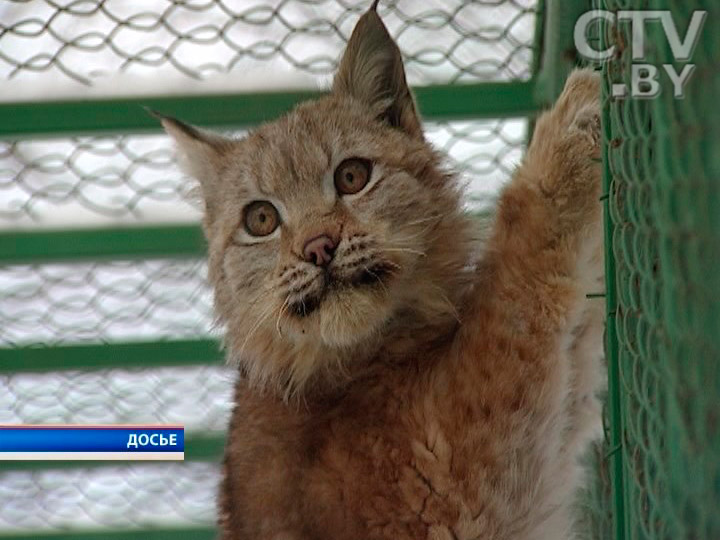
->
(571, 106), (601, 150)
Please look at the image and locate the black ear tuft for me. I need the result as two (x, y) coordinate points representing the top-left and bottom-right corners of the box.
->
(145, 107), (208, 142)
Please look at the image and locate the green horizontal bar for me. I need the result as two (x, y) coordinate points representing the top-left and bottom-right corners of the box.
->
(0, 89), (318, 139)
(0, 339), (224, 372)
(0, 81), (541, 139)
(185, 433), (226, 462)
(0, 527), (216, 540)
(0, 224), (205, 264)
(0, 434), (225, 471)
(415, 80), (540, 120)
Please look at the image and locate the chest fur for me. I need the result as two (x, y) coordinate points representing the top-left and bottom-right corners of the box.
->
(221, 360), (522, 540)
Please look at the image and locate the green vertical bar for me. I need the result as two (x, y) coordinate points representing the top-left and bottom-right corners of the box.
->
(599, 15), (627, 540)
(533, 0), (593, 104)
(602, 109), (627, 540)
(528, 0), (592, 144)
(529, 0), (547, 79)
(525, 0), (546, 143)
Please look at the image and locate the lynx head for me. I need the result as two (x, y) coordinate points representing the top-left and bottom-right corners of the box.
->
(161, 4), (473, 397)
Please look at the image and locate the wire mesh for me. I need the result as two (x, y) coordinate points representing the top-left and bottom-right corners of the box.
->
(1, 259), (213, 346)
(0, 0), (536, 227)
(0, 135), (201, 226)
(0, 119), (526, 228)
(0, 0), (537, 90)
(0, 366), (232, 428)
(0, 462), (219, 532)
(596, 0), (720, 538)
(0, 365), (232, 534)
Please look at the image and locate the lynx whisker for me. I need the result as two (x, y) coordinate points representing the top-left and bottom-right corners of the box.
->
(363, 265), (389, 296)
(378, 247), (427, 258)
(429, 283), (461, 324)
(237, 301), (278, 363)
(276, 296), (291, 337)
(390, 225), (436, 244)
(244, 285), (275, 309)
(402, 214), (443, 226)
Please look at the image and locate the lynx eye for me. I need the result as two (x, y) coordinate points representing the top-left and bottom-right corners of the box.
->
(334, 158), (372, 196)
(243, 201), (280, 237)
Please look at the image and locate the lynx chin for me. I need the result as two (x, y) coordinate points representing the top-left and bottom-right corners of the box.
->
(159, 4), (605, 539)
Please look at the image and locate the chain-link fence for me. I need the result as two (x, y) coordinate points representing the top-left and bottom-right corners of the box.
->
(1, 260), (213, 346)
(0, 0), (536, 87)
(588, 0), (720, 539)
(0, 1), (543, 537)
(0, 462), (220, 532)
(0, 121), (525, 228)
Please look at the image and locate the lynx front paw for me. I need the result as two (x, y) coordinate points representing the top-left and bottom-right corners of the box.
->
(530, 68), (601, 153)
(570, 105), (601, 154)
(556, 69), (601, 122)
(523, 69), (602, 224)
(552, 69), (602, 157)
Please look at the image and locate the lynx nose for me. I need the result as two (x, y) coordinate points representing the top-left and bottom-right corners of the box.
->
(303, 235), (336, 266)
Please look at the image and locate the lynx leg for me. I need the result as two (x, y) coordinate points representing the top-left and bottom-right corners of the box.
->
(463, 69), (603, 348)
(448, 69), (603, 539)
(541, 70), (606, 463)
(491, 68), (603, 323)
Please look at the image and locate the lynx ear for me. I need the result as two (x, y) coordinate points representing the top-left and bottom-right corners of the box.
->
(332, 4), (422, 139)
(152, 110), (231, 217)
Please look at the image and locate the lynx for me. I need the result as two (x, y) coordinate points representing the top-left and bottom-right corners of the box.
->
(159, 4), (604, 539)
